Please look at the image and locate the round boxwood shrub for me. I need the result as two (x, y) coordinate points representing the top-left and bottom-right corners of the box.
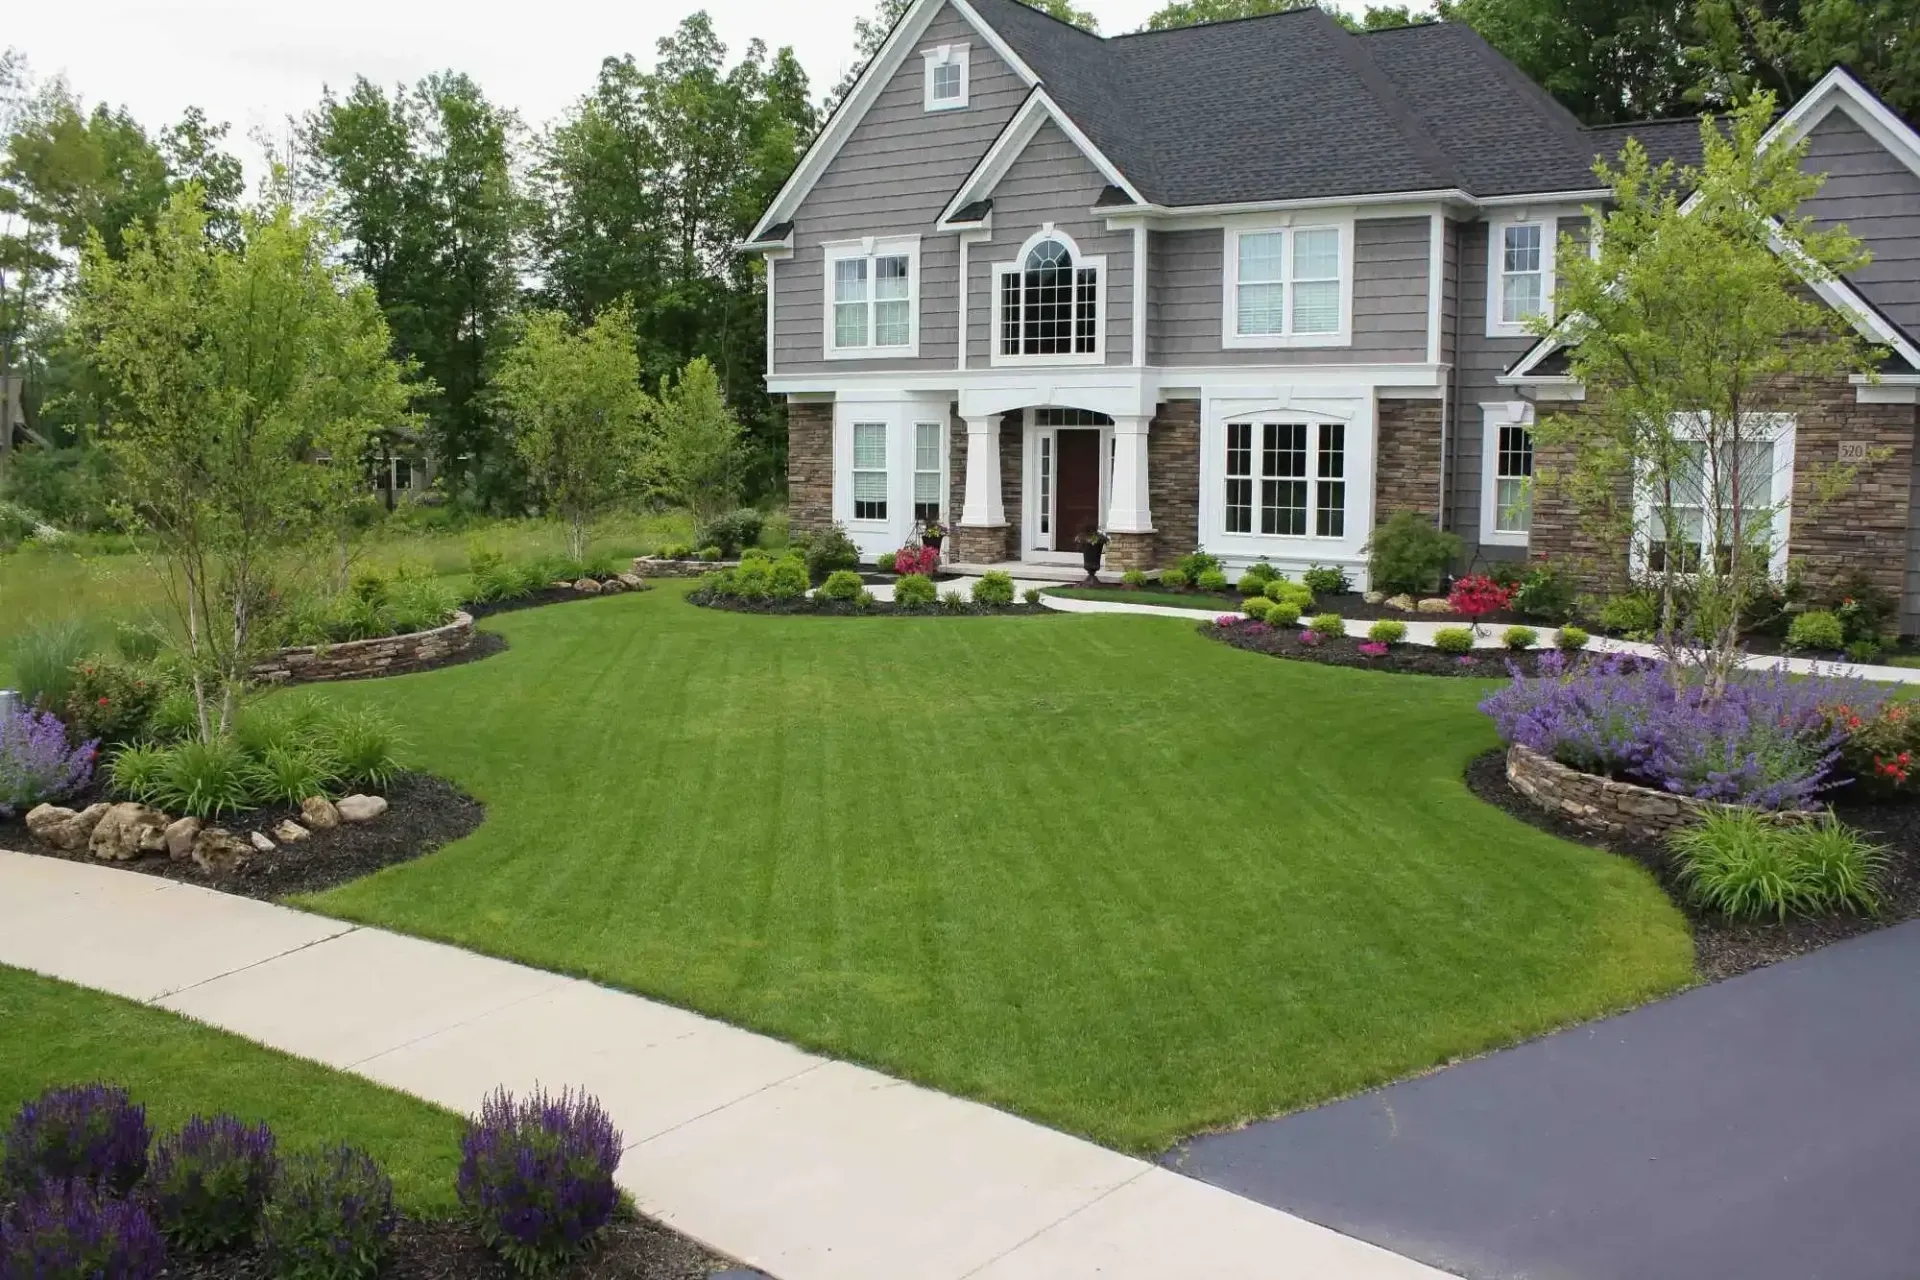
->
(1022, 587), (1042, 605)
(972, 571), (1016, 606)
(1556, 625), (1591, 652)
(2, 1084), (149, 1198)
(457, 1088), (622, 1277)
(150, 1114), (278, 1253)
(730, 557), (773, 601)
(260, 1145), (395, 1280)
(894, 573), (937, 607)
(1433, 626), (1475, 655)
(1503, 625), (1539, 651)
(1159, 569), (1189, 589)
(1787, 609), (1846, 653)
(1263, 579), (1314, 610)
(0, 1178), (166, 1279)
(1237, 562), (1277, 594)
(1120, 568), (1148, 588)
(768, 556), (809, 600)
(1241, 596), (1274, 621)
(1266, 601), (1301, 626)
(1367, 619), (1407, 645)
(1302, 564), (1350, 595)
(1309, 613), (1344, 638)
(817, 570), (864, 602)
(1196, 568), (1230, 593)
(696, 545), (723, 562)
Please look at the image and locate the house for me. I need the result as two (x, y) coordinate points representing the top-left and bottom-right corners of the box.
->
(742, 0), (1920, 623)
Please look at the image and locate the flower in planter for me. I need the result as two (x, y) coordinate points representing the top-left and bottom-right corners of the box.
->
(920, 521), (949, 541)
(1358, 641), (1389, 658)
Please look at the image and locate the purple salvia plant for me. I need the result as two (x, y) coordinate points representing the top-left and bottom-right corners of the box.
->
(0, 1179), (166, 1279)
(259, 1144), (395, 1279)
(457, 1087), (623, 1276)
(149, 1114), (278, 1252)
(1, 1084), (150, 1199)
(1481, 655), (1887, 810)
(0, 707), (97, 817)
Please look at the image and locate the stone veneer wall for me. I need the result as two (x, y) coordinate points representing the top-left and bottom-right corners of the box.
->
(252, 612), (475, 684)
(1376, 398), (1444, 523)
(1506, 745), (1814, 840)
(786, 400), (833, 540)
(1148, 401), (1201, 567)
(1527, 373), (1920, 604)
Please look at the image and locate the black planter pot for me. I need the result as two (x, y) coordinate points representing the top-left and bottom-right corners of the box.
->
(923, 534), (944, 550)
(1082, 543), (1104, 577)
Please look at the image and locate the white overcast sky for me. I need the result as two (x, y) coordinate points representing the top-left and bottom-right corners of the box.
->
(10, 0), (1375, 183)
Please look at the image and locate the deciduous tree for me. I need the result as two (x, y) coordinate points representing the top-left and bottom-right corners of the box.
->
(646, 356), (743, 524)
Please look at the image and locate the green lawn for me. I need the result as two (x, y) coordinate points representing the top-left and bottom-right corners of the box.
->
(1046, 585), (1241, 610)
(302, 583), (1693, 1152)
(0, 965), (465, 1211)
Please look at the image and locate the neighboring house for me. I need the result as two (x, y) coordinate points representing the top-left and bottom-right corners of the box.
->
(743, 0), (1920, 622)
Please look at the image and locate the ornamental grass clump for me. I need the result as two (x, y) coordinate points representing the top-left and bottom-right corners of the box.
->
(0, 708), (97, 818)
(1670, 810), (1886, 920)
(1480, 655), (1887, 810)
(149, 1115), (278, 1253)
(0, 1178), (166, 1279)
(260, 1145), (395, 1280)
(1, 1084), (150, 1198)
(457, 1088), (623, 1277)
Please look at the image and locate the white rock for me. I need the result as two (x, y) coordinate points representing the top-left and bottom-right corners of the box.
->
(164, 816), (203, 861)
(249, 831), (277, 853)
(336, 794), (389, 823)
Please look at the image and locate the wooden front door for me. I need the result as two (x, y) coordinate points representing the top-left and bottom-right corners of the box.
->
(1053, 429), (1102, 551)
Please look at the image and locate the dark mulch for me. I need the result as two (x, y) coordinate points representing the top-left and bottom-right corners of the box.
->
(1207, 619), (1564, 677)
(0, 771), (484, 900)
(1096, 584), (1551, 629)
(689, 591), (1051, 618)
(463, 580), (650, 621)
(1465, 748), (1920, 981)
(156, 1209), (731, 1279)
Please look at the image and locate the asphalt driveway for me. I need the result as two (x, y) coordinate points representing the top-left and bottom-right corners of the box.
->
(1167, 920), (1920, 1280)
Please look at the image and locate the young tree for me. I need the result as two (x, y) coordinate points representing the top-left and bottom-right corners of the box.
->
(1533, 94), (1876, 690)
(494, 304), (650, 561)
(74, 189), (414, 738)
(646, 356), (742, 524)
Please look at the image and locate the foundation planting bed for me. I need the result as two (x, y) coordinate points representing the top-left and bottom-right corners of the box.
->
(1207, 617), (1573, 677)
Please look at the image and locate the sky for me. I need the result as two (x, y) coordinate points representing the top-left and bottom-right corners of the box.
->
(7, 0), (1235, 181)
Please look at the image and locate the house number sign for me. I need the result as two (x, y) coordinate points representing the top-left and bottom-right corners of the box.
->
(1838, 441), (1871, 464)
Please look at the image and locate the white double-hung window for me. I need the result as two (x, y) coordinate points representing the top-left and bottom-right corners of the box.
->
(1487, 217), (1555, 337)
(1635, 413), (1795, 577)
(1223, 421), (1346, 538)
(824, 237), (919, 358)
(912, 421), (944, 523)
(851, 422), (889, 522)
(1224, 222), (1350, 348)
(1479, 404), (1535, 546)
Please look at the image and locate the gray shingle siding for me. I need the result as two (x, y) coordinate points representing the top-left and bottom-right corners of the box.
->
(1146, 217), (1430, 366)
(1448, 218), (1545, 555)
(772, 3), (1024, 374)
(1800, 109), (1920, 339)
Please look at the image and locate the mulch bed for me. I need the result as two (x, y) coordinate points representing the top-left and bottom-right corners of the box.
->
(1465, 748), (1920, 981)
(1207, 619), (1567, 677)
(1091, 584), (1551, 629)
(0, 771), (484, 900)
(690, 591), (1051, 618)
(462, 579), (650, 621)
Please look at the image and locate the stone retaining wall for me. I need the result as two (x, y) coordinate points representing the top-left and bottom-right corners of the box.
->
(1505, 744), (1815, 840)
(252, 612), (475, 685)
(632, 556), (736, 578)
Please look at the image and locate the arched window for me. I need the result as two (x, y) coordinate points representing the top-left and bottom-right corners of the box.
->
(999, 236), (1099, 357)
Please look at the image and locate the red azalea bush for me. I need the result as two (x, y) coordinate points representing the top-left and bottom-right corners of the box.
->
(1447, 575), (1513, 625)
(893, 546), (939, 577)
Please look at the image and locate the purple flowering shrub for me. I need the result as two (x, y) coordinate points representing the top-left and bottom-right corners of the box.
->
(0, 1179), (166, 1279)
(1481, 653), (1887, 810)
(1, 1084), (149, 1199)
(149, 1115), (278, 1252)
(0, 708), (97, 817)
(259, 1145), (395, 1280)
(457, 1087), (622, 1276)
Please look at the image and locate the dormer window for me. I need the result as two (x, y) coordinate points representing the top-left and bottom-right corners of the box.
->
(1488, 215), (1556, 337)
(991, 229), (1105, 365)
(923, 43), (969, 111)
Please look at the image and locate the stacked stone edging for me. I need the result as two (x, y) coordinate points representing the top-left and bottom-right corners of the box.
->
(252, 612), (475, 684)
(632, 556), (738, 579)
(1505, 744), (1816, 840)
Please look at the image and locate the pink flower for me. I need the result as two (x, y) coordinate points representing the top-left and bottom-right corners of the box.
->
(1216, 615), (1239, 627)
(1358, 641), (1389, 657)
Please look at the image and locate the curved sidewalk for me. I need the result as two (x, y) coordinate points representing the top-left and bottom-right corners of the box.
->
(0, 849), (1444, 1280)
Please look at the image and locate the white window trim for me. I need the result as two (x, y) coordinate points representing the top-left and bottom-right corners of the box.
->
(1221, 218), (1354, 349)
(1629, 413), (1796, 579)
(989, 226), (1107, 368)
(1479, 401), (1535, 547)
(1218, 418), (1351, 542)
(911, 419), (948, 526)
(1486, 213), (1556, 339)
(821, 235), (921, 361)
(922, 42), (970, 112)
(849, 420), (891, 526)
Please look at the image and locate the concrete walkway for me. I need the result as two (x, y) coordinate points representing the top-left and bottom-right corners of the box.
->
(1169, 919), (1920, 1280)
(0, 850), (1444, 1280)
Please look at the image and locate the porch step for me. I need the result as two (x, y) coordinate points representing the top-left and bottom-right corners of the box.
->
(946, 561), (1124, 584)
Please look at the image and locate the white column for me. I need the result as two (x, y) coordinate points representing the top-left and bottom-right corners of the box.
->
(959, 416), (1005, 527)
(1106, 414), (1154, 533)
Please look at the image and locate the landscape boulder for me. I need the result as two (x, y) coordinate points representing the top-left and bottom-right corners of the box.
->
(617, 573), (645, 589)
(1416, 597), (1453, 614)
(272, 819), (310, 843)
(337, 794), (389, 823)
(1384, 594), (1417, 613)
(191, 828), (251, 876)
(300, 796), (341, 830)
(1363, 591), (1385, 605)
(573, 577), (603, 594)
(249, 831), (277, 853)
(89, 803), (171, 862)
(163, 816), (202, 861)
(26, 802), (111, 851)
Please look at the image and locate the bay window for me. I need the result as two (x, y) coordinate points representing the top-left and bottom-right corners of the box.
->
(824, 237), (919, 358)
(1225, 223), (1350, 347)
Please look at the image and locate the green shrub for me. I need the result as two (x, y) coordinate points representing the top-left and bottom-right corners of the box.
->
(1845, 638), (1884, 664)
(1237, 561), (1278, 591)
(817, 570), (864, 602)
(1363, 512), (1461, 595)
(1671, 810), (1886, 921)
(1159, 569), (1189, 589)
(108, 742), (170, 802)
(111, 621), (166, 664)
(260, 1144), (396, 1280)
(1242, 597), (1274, 621)
(1308, 612), (1344, 637)
(62, 659), (162, 747)
(739, 547), (773, 565)
(148, 688), (201, 742)
(768, 556), (810, 600)
(1195, 568), (1230, 593)
(1266, 601), (1301, 626)
(1121, 569), (1148, 588)
(973, 571), (1016, 606)
(940, 589), (968, 612)
(1433, 626), (1475, 655)
(1302, 565), (1350, 595)
(1263, 579), (1314, 610)
(894, 573), (937, 607)
(804, 522), (862, 583)
(1512, 561), (1575, 620)
(731, 558), (774, 601)
(658, 543), (695, 561)
(10, 619), (95, 709)
(328, 709), (404, 789)
(154, 740), (255, 817)
(1786, 610), (1846, 653)
(1023, 587), (1041, 605)
(695, 509), (765, 557)
(1175, 551), (1220, 581)
(249, 745), (338, 807)
(1503, 625), (1539, 651)
(697, 545), (723, 562)
(1367, 619), (1407, 644)
(1597, 592), (1659, 635)
(386, 574), (459, 634)
(873, 550), (899, 573)
(1556, 625), (1591, 652)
